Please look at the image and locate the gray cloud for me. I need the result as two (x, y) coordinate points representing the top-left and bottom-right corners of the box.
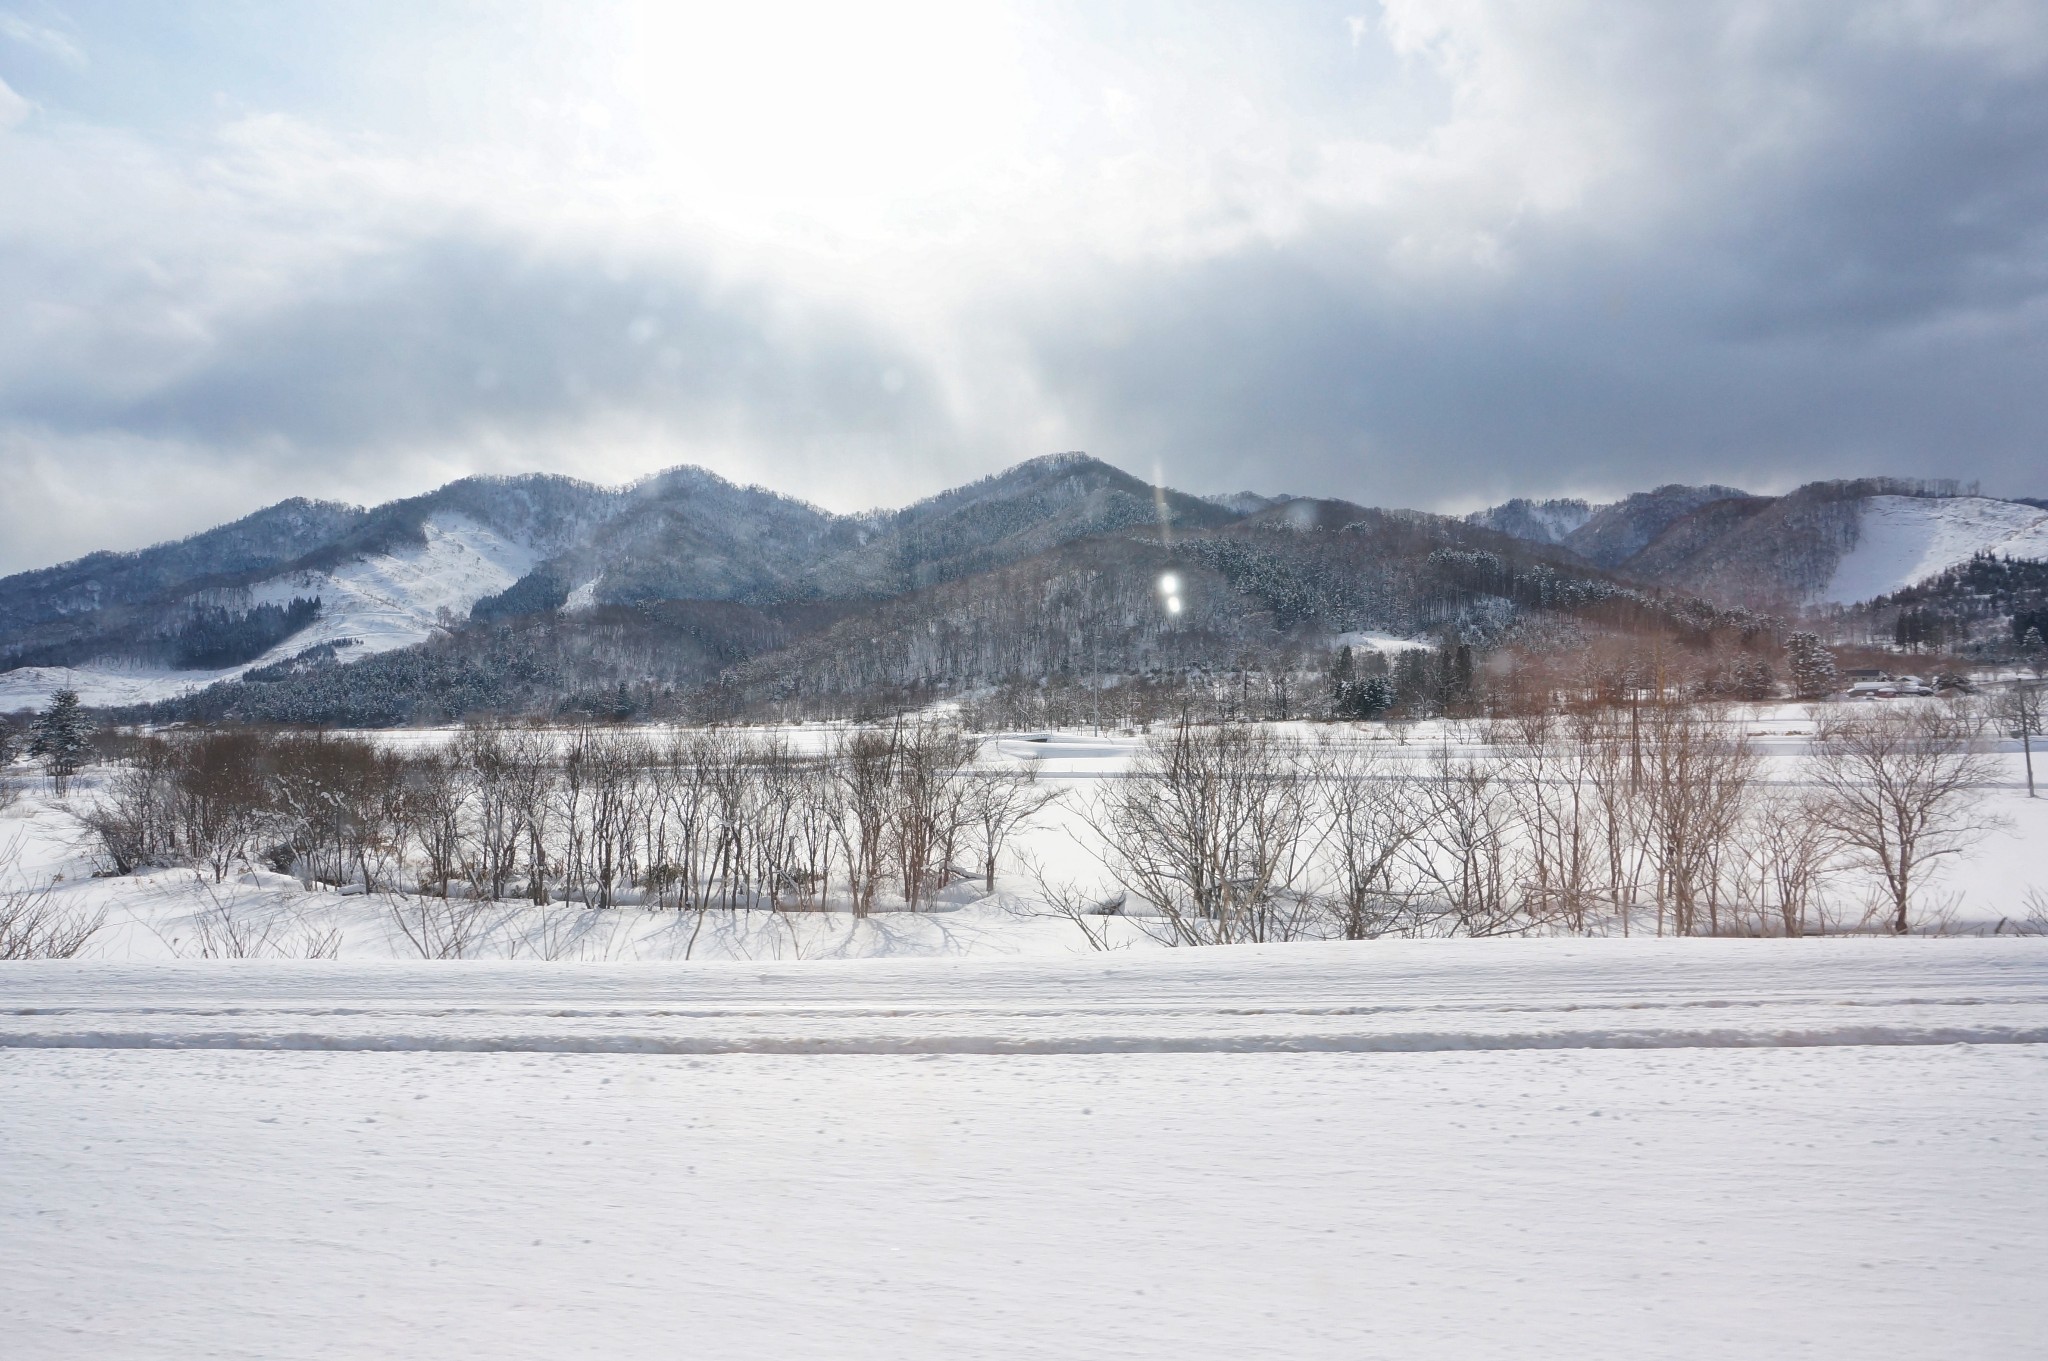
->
(16, 235), (951, 456)
(1016, 4), (2048, 505)
(2, 0), (2047, 573)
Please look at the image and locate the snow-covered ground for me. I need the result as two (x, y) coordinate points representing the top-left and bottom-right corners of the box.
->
(7, 707), (2047, 1356)
(0, 512), (535, 710)
(1821, 494), (2048, 604)
(3, 942), (2044, 1358)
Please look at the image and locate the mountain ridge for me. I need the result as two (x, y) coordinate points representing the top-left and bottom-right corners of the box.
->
(6, 458), (2047, 718)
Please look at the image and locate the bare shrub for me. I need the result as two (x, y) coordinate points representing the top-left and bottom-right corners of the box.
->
(0, 836), (105, 959)
(80, 735), (180, 874)
(386, 892), (494, 959)
(1023, 853), (1128, 952)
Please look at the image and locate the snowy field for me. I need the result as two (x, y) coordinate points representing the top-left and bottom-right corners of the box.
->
(4, 941), (2046, 1359)
(5, 712), (2047, 1355)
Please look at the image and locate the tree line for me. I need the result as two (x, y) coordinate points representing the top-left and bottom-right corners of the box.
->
(82, 722), (1056, 921)
(53, 698), (2007, 947)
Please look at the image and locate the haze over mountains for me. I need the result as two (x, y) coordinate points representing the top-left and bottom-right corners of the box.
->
(2, 455), (2043, 720)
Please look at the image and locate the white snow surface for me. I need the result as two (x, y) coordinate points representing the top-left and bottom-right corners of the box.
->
(3, 941), (2045, 1358)
(1328, 629), (1431, 655)
(0, 513), (535, 709)
(560, 577), (601, 612)
(1821, 494), (2048, 604)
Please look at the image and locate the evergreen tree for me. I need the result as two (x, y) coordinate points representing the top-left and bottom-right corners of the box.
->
(28, 688), (95, 786)
(1784, 632), (1838, 699)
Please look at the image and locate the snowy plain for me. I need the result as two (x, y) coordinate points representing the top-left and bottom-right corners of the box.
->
(3, 943), (2046, 1359)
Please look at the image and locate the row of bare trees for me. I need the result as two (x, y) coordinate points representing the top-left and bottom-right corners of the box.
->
(84, 722), (1056, 916)
(1077, 703), (1997, 943)
(73, 700), (2000, 944)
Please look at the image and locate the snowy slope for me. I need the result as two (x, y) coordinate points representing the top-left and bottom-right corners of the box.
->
(243, 511), (536, 656)
(0, 513), (534, 709)
(1820, 495), (2048, 604)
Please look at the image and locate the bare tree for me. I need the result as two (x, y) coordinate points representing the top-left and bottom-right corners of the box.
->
(403, 749), (470, 898)
(1498, 711), (1605, 933)
(579, 730), (644, 907)
(1401, 744), (1525, 936)
(836, 726), (898, 917)
(1811, 705), (1998, 934)
(170, 730), (278, 883)
(269, 733), (409, 890)
(1308, 735), (1419, 938)
(1743, 786), (1838, 937)
(1089, 721), (1319, 945)
(1638, 705), (1759, 936)
(2000, 680), (2043, 799)
(457, 724), (534, 899)
(963, 756), (1062, 894)
(1580, 708), (1653, 935)
(889, 720), (978, 911)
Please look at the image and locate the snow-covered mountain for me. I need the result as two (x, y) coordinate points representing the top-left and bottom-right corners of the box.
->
(1463, 497), (1599, 546)
(7, 459), (2046, 714)
(0, 455), (1240, 708)
(1467, 480), (2048, 608)
(0, 511), (542, 708)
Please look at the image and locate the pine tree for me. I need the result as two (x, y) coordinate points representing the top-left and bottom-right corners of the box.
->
(1784, 632), (1838, 700)
(28, 689), (95, 787)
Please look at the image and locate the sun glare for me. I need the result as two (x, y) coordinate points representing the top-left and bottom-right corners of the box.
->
(614, 2), (1031, 225)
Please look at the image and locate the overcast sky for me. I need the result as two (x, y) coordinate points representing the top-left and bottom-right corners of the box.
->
(2, 1), (2046, 571)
